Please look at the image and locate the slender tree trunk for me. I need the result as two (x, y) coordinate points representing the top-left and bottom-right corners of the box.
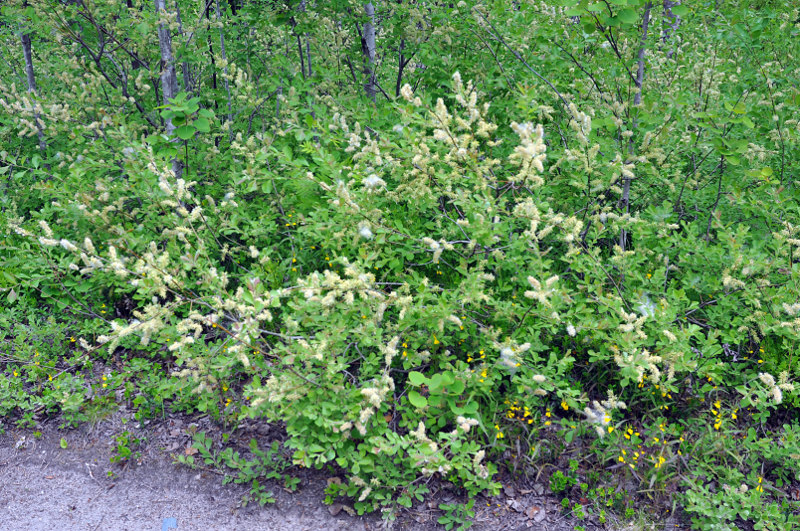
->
(620, 1), (652, 252)
(633, 3), (651, 109)
(363, 2), (377, 102)
(662, 0), (680, 58)
(306, 35), (312, 77)
(155, 0), (182, 179)
(175, 0), (193, 93)
(205, 4), (220, 147)
(298, 0), (312, 78)
(296, 34), (306, 79)
(20, 30), (48, 167)
(215, 0), (233, 143)
(395, 38), (405, 97)
(126, 0), (146, 69)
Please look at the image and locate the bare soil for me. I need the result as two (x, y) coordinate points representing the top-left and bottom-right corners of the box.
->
(0, 411), (581, 531)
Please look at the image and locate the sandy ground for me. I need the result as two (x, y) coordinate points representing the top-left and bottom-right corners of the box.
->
(0, 415), (577, 531)
(0, 434), (376, 530)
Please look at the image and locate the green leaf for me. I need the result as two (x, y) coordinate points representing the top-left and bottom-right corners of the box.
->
(176, 125), (196, 140)
(408, 371), (427, 386)
(428, 373), (444, 392)
(671, 5), (689, 16)
(193, 117), (211, 133)
(447, 379), (465, 395)
(617, 8), (638, 24)
(408, 391), (427, 408)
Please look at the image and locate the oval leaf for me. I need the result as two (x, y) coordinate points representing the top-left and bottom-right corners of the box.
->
(408, 371), (427, 386)
(671, 5), (689, 16)
(408, 390), (428, 408)
(176, 125), (196, 140)
(618, 8), (638, 24)
(193, 117), (211, 133)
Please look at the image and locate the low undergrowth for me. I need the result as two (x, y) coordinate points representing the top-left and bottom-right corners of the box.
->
(2, 1), (800, 529)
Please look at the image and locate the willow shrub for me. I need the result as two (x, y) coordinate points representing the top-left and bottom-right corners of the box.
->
(6, 72), (798, 519)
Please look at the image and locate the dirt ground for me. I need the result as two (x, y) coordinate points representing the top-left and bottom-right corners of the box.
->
(0, 412), (581, 531)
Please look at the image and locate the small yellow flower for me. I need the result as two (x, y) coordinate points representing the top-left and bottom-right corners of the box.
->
(13, 370), (19, 377)
(561, 400), (568, 411)
(433, 335), (440, 345)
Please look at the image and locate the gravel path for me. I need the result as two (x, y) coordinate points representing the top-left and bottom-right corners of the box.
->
(0, 416), (579, 531)
(0, 428), (375, 531)
(0, 455), (366, 531)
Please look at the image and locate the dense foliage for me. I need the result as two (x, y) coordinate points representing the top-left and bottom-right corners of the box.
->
(1, 0), (799, 528)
